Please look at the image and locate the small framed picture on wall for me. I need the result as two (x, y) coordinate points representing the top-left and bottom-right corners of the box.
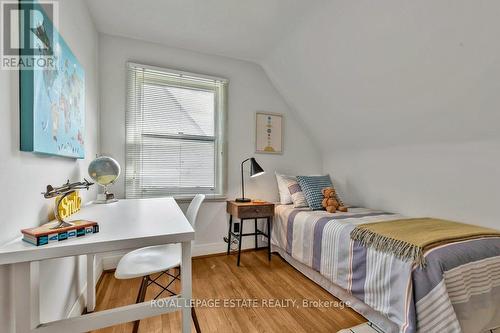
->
(255, 112), (283, 154)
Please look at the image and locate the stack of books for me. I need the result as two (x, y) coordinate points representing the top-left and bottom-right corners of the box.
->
(22, 220), (99, 246)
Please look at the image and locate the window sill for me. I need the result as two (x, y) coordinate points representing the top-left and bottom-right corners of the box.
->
(173, 194), (227, 203)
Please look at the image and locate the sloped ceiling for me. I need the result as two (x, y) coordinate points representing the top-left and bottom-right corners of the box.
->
(262, 0), (500, 151)
(86, 0), (500, 152)
(86, 0), (326, 62)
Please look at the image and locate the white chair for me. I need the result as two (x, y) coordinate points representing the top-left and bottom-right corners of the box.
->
(115, 194), (205, 333)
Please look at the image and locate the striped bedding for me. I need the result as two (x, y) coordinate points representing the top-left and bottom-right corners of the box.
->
(271, 205), (500, 333)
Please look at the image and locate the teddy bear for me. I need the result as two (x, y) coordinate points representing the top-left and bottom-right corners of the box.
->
(321, 187), (348, 213)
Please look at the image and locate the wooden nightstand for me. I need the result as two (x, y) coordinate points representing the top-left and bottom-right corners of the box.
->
(226, 200), (275, 266)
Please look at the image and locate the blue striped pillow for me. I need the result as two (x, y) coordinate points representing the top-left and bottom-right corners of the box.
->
(296, 175), (334, 210)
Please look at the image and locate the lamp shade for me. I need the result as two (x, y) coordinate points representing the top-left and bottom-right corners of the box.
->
(236, 157), (265, 202)
(249, 157), (265, 177)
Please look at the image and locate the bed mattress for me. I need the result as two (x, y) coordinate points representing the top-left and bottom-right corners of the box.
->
(271, 205), (500, 333)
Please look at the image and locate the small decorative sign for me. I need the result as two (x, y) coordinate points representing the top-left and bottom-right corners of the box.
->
(57, 191), (82, 219)
(41, 178), (93, 229)
(255, 112), (283, 154)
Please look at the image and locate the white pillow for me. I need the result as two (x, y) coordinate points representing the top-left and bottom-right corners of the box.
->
(283, 176), (309, 208)
(275, 172), (294, 204)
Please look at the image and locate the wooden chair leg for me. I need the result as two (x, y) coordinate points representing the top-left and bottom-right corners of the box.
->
(133, 276), (149, 333)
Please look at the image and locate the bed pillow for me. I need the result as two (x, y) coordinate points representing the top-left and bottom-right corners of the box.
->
(275, 172), (294, 204)
(282, 176), (308, 208)
(296, 175), (334, 210)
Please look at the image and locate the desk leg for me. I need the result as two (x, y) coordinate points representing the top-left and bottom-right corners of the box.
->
(13, 261), (40, 333)
(227, 215), (233, 255)
(237, 220), (243, 266)
(254, 219), (258, 250)
(86, 254), (96, 312)
(181, 241), (192, 333)
(267, 217), (272, 261)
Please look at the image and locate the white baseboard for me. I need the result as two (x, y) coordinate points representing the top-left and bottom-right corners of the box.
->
(67, 284), (87, 318)
(66, 240), (261, 316)
(65, 242), (229, 317)
(67, 255), (104, 318)
(102, 252), (127, 270)
(192, 239), (268, 257)
(192, 242), (228, 257)
(98, 241), (260, 270)
(97, 243), (229, 271)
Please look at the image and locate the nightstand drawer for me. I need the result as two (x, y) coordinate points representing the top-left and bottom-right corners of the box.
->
(226, 201), (275, 219)
(237, 205), (274, 219)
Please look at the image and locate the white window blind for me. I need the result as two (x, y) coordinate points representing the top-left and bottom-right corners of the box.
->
(126, 62), (228, 199)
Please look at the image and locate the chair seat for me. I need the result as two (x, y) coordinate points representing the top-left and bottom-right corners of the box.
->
(115, 244), (181, 279)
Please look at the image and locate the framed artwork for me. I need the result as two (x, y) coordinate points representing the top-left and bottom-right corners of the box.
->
(255, 112), (283, 154)
(19, 1), (85, 159)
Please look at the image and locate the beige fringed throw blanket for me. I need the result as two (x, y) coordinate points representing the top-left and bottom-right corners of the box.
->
(350, 218), (500, 267)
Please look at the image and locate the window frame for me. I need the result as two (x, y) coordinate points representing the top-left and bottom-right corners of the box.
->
(125, 62), (228, 200)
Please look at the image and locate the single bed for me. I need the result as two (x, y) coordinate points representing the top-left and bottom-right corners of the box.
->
(271, 205), (500, 333)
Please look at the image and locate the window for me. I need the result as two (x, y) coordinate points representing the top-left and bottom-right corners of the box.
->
(126, 62), (228, 199)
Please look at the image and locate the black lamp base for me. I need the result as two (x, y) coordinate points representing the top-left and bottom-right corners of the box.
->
(235, 198), (252, 203)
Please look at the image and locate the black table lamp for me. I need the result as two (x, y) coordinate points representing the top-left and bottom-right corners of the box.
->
(236, 157), (265, 202)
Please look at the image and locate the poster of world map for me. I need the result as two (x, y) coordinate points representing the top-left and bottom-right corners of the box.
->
(20, 1), (85, 159)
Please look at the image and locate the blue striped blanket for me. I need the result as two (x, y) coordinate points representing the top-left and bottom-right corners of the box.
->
(271, 205), (500, 333)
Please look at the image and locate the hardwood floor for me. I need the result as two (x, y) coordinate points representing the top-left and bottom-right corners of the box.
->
(91, 250), (366, 333)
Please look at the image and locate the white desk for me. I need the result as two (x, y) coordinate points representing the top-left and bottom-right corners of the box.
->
(0, 198), (195, 333)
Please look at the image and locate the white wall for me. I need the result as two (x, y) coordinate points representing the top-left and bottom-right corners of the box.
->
(0, 0), (99, 330)
(99, 34), (322, 255)
(262, 0), (500, 229)
(325, 140), (500, 228)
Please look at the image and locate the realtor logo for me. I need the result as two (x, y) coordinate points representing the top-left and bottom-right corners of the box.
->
(1, 0), (58, 70)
